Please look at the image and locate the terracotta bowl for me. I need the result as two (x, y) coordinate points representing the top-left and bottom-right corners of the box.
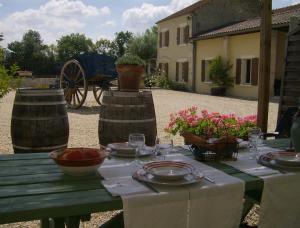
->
(50, 148), (106, 176)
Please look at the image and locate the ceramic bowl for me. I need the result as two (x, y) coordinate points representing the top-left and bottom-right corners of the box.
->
(50, 148), (106, 176)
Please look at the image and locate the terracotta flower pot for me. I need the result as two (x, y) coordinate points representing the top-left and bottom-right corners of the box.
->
(210, 87), (226, 96)
(116, 64), (145, 92)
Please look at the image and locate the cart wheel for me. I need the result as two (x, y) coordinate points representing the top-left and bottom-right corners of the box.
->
(60, 59), (87, 109)
(92, 85), (104, 105)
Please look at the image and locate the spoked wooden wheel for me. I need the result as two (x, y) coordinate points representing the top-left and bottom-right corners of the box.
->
(92, 85), (104, 105)
(60, 59), (87, 109)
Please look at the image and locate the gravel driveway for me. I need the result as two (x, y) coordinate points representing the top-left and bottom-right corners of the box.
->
(0, 89), (278, 227)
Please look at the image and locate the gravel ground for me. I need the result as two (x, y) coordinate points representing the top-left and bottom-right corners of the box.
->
(0, 89), (278, 227)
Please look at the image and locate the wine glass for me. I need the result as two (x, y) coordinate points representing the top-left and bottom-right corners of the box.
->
(129, 133), (145, 164)
(248, 127), (262, 159)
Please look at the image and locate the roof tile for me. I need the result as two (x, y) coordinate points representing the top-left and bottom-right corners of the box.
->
(196, 3), (300, 39)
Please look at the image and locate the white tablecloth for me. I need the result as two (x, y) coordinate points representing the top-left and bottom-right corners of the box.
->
(99, 154), (244, 228)
(225, 147), (300, 228)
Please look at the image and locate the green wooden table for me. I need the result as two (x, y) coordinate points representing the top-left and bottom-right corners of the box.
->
(0, 153), (122, 227)
(0, 139), (290, 227)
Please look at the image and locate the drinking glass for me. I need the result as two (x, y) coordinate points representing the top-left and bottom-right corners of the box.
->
(248, 127), (262, 159)
(156, 135), (174, 157)
(129, 133), (145, 163)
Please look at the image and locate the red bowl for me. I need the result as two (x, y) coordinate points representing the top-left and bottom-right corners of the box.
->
(50, 148), (106, 167)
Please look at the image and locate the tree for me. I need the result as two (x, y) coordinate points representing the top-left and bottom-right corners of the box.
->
(94, 38), (114, 56)
(0, 35), (20, 99)
(112, 31), (133, 58)
(57, 33), (94, 62)
(128, 26), (157, 61)
(6, 30), (56, 75)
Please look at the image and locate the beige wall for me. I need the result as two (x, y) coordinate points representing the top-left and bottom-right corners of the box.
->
(195, 31), (286, 99)
(157, 15), (193, 89)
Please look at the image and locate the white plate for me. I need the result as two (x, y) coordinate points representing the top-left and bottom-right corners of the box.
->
(258, 152), (300, 171)
(109, 146), (155, 158)
(133, 168), (203, 186)
(107, 143), (136, 155)
(274, 153), (300, 167)
(143, 161), (195, 181)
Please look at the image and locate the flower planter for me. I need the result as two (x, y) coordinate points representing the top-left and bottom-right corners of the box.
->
(181, 132), (238, 161)
(116, 64), (144, 92)
(210, 87), (226, 96)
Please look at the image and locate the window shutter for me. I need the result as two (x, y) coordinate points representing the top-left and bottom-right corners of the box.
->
(184, 26), (189, 43)
(201, 60), (206, 82)
(236, 59), (241, 85)
(165, 31), (169, 47)
(183, 62), (189, 82)
(158, 63), (162, 70)
(159, 32), (162, 48)
(165, 63), (169, 78)
(251, 58), (259, 86)
(176, 62), (179, 81)
(177, 28), (180, 45)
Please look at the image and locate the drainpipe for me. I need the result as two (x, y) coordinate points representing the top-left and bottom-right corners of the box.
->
(192, 40), (197, 92)
(223, 36), (229, 60)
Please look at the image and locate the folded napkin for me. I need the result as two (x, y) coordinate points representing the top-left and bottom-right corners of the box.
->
(102, 177), (152, 196)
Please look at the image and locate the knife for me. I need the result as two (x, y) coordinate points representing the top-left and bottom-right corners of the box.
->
(132, 174), (159, 193)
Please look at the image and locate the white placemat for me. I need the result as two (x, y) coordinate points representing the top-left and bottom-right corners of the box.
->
(224, 146), (300, 228)
(99, 154), (244, 228)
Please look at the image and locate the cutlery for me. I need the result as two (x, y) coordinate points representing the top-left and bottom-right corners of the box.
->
(132, 174), (159, 193)
(204, 176), (215, 183)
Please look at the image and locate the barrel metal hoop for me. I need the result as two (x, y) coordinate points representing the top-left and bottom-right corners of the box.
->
(12, 115), (68, 121)
(101, 103), (146, 108)
(13, 101), (66, 105)
(99, 118), (156, 123)
(17, 93), (64, 96)
(13, 143), (68, 151)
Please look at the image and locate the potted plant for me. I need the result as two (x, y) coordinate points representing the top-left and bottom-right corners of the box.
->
(209, 56), (233, 96)
(165, 107), (257, 161)
(115, 54), (146, 92)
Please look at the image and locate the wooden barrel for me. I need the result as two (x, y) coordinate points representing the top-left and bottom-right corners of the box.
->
(99, 91), (157, 146)
(11, 88), (69, 153)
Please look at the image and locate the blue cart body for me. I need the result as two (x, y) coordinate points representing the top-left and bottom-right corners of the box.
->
(75, 53), (118, 80)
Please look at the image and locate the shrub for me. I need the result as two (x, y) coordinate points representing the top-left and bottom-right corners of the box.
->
(115, 54), (146, 66)
(170, 82), (188, 92)
(209, 56), (233, 88)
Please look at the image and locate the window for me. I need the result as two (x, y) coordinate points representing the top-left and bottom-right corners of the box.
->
(176, 61), (189, 82)
(201, 59), (212, 82)
(236, 58), (259, 86)
(158, 63), (169, 78)
(177, 25), (189, 45)
(159, 30), (169, 48)
(241, 59), (252, 84)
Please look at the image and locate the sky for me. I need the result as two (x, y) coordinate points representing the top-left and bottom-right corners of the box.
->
(0, 0), (299, 46)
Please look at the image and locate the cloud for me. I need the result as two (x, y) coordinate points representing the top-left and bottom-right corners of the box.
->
(273, 0), (300, 8)
(0, 3), (2, 7)
(122, 0), (198, 32)
(99, 20), (116, 28)
(0, 0), (110, 45)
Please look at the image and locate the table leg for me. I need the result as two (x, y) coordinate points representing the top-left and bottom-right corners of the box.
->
(40, 219), (50, 228)
(52, 217), (65, 228)
(66, 216), (81, 228)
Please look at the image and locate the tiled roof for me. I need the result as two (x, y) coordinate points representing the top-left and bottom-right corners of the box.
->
(195, 3), (300, 40)
(156, 0), (208, 24)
